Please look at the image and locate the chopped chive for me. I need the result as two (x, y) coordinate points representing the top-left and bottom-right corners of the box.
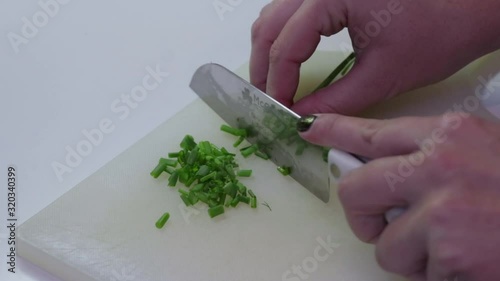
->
(168, 171), (179, 187)
(233, 136), (245, 147)
(188, 192), (199, 205)
(220, 124), (247, 137)
(295, 142), (308, 156)
(196, 165), (210, 177)
(186, 148), (199, 165)
(200, 171), (216, 182)
(241, 145), (258, 158)
(223, 182), (237, 198)
(192, 183), (205, 192)
(238, 195), (250, 204)
(208, 205), (225, 218)
(208, 199), (219, 208)
(230, 197), (240, 207)
(165, 166), (175, 174)
(277, 166), (292, 176)
(178, 188), (189, 197)
(255, 150), (269, 160)
(160, 158), (178, 167)
(248, 189), (256, 198)
(237, 182), (247, 195)
(155, 212), (170, 229)
(168, 152), (179, 158)
(196, 193), (209, 204)
(237, 169), (252, 177)
(250, 197), (257, 208)
(341, 57), (356, 75)
(180, 194), (191, 206)
(180, 135), (197, 150)
(150, 161), (167, 178)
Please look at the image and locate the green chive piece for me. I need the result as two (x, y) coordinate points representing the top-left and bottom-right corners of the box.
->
(220, 124), (247, 137)
(180, 135), (197, 150)
(192, 183), (205, 192)
(233, 136), (245, 147)
(180, 194), (191, 206)
(237, 182), (247, 195)
(248, 189), (256, 198)
(241, 145), (258, 158)
(168, 152), (180, 158)
(255, 150), (269, 160)
(277, 166), (292, 176)
(238, 195), (250, 204)
(237, 169), (252, 177)
(168, 171), (179, 187)
(200, 171), (216, 182)
(155, 212), (170, 229)
(223, 182), (237, 198)
(150, 162), (167, 178)
(230, 197), (240, 207)
(208, 205), (225, 218)
(341, 58), (355, 75)
(160, 158), (178, 167)
(313, 52), (355, 92)
(165, 166), (175, 174)
(196, 165), (210, 177)
(250, 197), (257, 208)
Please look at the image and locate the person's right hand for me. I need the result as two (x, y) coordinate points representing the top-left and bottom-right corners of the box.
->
(250, 0), (500, 115)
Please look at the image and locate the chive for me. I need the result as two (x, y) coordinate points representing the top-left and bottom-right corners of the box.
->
(189, 192), (199, 205)
(248, 189), (256, 198)
(165, 166), (175, 174)
(168, 152), (179, 158)
(150, 161), (167, 178)
(196, 165), (210, 177)
(223, 182), (237, 198)
(200, 171), (216, 182)
(196, 193), (209, 204)
(295, 142), (307, 156)
(313, 52), (355, 92)
(241, 145), (258, 158)
(208, 199), (219, 208)
(168, 171), (179, 186)
(237, 169), (252, 177)
(180, 194), (191, 206)
(277, 166), (292, 176)
(255, 150), (269, 160)
(160, 158), (178, 167)
(180, 135), (197, 150)
(220, 124), (247, 137)
(233, 136), (245, 147)
(178, 188), (189, 197)
(155, 212), (170, 229)
(341, 58), (355, 75)
(192, 183), (205, 192)
(186, 148), (199, 165)
(250, 197), (257, 208)
(238, 195), (250, 204)
(229, 197), (239, 207)
(237, 182), (247, 195)
(208, 205), (225, 218)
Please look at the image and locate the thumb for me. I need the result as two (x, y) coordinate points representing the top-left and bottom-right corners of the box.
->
(291, 55), (401, 115)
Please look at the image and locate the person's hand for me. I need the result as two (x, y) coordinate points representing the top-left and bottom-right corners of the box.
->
(250, 0), (500, 115)
(298, 112), (500, 280)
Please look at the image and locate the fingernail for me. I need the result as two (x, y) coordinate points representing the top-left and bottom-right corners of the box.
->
(297, 115), (317, 132)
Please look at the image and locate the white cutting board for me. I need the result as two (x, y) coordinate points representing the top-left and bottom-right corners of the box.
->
(18, 50), (500, 281)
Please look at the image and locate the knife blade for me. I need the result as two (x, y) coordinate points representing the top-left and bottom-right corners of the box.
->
(189, 63), (330, 202)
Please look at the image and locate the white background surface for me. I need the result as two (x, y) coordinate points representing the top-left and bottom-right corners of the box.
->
(0, 1), (352, 280)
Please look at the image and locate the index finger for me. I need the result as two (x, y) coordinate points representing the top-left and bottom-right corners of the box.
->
(250, 0), (304, 93)
(266, 0), (347, 106)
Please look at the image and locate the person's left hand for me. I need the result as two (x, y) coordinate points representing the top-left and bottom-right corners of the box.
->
(298, 112), (500, 281)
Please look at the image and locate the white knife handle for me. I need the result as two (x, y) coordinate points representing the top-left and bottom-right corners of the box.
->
(328, 149), (405, 223)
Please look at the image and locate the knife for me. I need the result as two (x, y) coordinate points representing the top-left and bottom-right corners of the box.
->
(189, 63), (405, 221)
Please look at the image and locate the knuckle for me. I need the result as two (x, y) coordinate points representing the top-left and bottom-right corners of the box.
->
(426, 149), (462, 179)
(251, 18), (265, 43)
(269, 41), (284, 65)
